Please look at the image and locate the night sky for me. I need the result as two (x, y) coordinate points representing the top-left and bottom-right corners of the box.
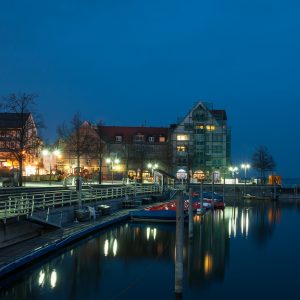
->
(1, 0), (300, 178)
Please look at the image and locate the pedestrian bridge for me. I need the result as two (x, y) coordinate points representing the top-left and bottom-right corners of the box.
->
(0, 184), (160, 225)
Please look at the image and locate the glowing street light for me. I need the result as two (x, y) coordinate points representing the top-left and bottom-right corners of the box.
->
(147, 163), (158, 182)
(106, 157), (120, 184)
(241, 164), (250, 184)
(42, 149), (61, 181)
(147, 163), (158, 174)
(241, 163), (250, 193)
(229, 166), (238, 178)
(229, 166), (239, 198)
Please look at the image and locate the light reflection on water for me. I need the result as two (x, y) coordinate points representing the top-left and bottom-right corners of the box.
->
(1, 199), (300, 300)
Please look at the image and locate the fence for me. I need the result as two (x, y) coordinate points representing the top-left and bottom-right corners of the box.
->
(0, 184), (160, 224)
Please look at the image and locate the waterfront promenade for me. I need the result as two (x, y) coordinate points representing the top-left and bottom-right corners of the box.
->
(0, 182), (299, 280)
(0, 186), (166, 279)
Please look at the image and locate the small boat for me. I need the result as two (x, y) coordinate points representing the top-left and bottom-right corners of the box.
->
(243, 194), (278, 201)
(130, 200), (188, 223)
(130, 210), (180, 223)
(192, 192), (225, 209)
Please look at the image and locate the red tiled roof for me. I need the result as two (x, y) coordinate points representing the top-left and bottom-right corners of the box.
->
(98, 126), (169, 143)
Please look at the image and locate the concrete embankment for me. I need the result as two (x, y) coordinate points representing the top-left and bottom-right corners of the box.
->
(0, 193), (166, 279)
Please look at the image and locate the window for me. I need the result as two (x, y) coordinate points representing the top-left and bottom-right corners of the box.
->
(184, 123), (193, 131)
(176, 145), (186, 152)
(177, 134), (189, 141)
(195, 124), (204, 130)
(148, 136), (155, 143)
(206, 125), (215, 131)
(159, 136), (166, 143)
(115, 135), (122, 142)
(135, 134), (144, 142)
(10, 142), (15, 148)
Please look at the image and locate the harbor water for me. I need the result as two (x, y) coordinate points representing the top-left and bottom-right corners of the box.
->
(1, 198), (300, 299)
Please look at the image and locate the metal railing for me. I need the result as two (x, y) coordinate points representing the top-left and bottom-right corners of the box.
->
(0, 184), (160, 224)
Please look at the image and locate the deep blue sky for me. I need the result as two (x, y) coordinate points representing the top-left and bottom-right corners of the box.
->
(1, 0), (300, 178)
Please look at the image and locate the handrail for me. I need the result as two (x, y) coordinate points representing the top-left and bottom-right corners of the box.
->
(0, 184), (160, 224)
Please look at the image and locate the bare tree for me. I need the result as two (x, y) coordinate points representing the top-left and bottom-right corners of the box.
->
(0, 93), (43, 186)
(90, 125), (106, 184)
(252, 146), (276, 184)
(57, 113), (95, 205)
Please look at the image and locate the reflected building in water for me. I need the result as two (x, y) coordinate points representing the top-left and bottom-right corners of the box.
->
(1, 200), (287, 300)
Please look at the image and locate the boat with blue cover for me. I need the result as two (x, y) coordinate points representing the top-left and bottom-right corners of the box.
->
(130, 209), (179, 223)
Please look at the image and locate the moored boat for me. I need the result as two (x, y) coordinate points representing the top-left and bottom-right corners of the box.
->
(192, 191), (225, 209)
(130, 210), (180, 223)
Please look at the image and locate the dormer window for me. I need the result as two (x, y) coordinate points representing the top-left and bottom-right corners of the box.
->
(159, 136), (166, 143)
(148, 136), (155, 143)
(135, 134), (144, 142)
(115, 135), (122, 142)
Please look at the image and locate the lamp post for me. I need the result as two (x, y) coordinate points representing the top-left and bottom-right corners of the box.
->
(241, 163), (250, 194)
(241, 164), (250, 184)
(147, 163), (158, 182)
(42, 149), (61, 183)
(106, 157), (120, 184)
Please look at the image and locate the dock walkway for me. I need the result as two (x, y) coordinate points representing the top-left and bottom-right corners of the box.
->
(0, 201), (158, 279)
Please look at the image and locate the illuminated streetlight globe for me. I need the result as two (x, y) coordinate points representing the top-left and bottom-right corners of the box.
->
(241, 163), (250, 170)
(229, 166), (238, 172)
(53, 149), (60, 156)
(42, 149), (49, 156)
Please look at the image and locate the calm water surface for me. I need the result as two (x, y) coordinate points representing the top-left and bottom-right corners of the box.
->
(1, 199), (300, 300)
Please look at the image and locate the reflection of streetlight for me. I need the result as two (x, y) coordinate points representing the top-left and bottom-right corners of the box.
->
(229, 166), (238, 180)
(42, 149), (61, 181)
(106, 157), (120, 184)
(147, 163), (158, 182)
(229, 166), (239, 197)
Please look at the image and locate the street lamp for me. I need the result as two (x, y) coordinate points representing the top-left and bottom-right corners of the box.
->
(241, 163), (250, 194)
(147, 163), (158, 182)
(229, 166), (238, 179)
(106, 157), (120, 184)
(42, 149), (61, 181)
(241, 164), (250, 184)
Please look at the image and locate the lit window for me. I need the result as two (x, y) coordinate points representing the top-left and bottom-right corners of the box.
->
(159, 136), (166, 143)
(115, 135), (122, 142)
(176, 146), (186, 152)
(177, 135), (189, 141)
(148, 136), (155, 143)
(195, 125), (204, 129)
(206, 125), (215, 131)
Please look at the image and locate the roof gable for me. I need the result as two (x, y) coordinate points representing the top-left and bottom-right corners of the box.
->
(0, 113), (31, 129)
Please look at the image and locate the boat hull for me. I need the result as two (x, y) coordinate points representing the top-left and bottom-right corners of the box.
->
(130, 210), (179, 223)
